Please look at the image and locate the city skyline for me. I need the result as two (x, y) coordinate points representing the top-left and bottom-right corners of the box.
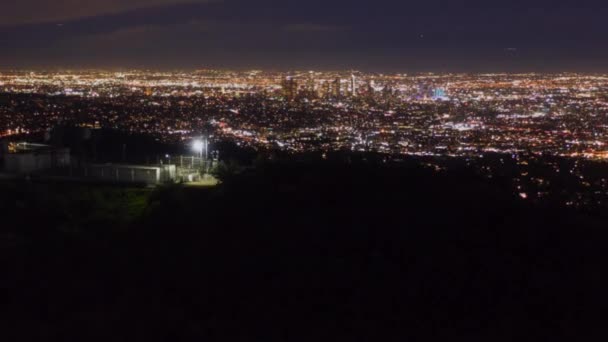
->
(2, 69), (608, 159)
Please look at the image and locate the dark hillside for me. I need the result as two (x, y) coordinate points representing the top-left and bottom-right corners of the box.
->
(2, 161), (608, 341)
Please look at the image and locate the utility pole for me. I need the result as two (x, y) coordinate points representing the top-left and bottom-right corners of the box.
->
(205, 138), (209, 160)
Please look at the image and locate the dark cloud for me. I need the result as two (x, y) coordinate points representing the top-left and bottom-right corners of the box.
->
(1, 0), (608, 71)
(0, 0), (214, 26)
(283, 24), (350, 33)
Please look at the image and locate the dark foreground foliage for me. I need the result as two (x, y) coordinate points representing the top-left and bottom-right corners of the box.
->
(2, 160), (608, 341)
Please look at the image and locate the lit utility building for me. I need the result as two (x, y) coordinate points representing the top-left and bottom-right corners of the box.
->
(83, 164), (176, 185)
(2, 142), (70, 174)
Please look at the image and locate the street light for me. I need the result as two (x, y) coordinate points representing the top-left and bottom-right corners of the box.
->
(204, 138), (209, 160)
(192, 140), (204, 159)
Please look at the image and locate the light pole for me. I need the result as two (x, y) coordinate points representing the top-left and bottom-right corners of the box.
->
(193, 136), (211, 176)
(204, 138), (209, 161)
(192, 139), (204, 161)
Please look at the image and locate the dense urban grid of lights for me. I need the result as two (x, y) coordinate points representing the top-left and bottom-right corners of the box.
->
(3, 70), (608, 209)
(2, 70), (608, 160)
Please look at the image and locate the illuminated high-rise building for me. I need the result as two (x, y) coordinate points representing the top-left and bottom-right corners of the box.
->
(351, 74), (357, 97)
(432, 87), (447, 100)
(281, 76), (298, 100)
(365, 79), (376, 102)
(332, 78), (341, 99)
(307, 72), (316, 92)
(417, 83), (433, 99)
(320, 81), (331, 99)
(301, 72), (317, 99)
(382, 84), (394, 99)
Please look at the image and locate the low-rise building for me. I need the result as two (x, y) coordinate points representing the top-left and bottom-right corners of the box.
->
(3, 142), (70, 174)
(84, 164), (176, 185)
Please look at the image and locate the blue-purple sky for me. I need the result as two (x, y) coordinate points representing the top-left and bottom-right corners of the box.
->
(1, 0), (607, 72)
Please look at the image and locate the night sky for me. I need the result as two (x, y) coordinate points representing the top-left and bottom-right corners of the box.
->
(1, 0), (607, 72)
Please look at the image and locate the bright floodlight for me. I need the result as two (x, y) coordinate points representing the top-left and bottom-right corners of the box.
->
(192, 140), (204, 153)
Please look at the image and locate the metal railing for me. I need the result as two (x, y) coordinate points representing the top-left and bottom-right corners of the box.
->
(163, 155), (218, 176)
